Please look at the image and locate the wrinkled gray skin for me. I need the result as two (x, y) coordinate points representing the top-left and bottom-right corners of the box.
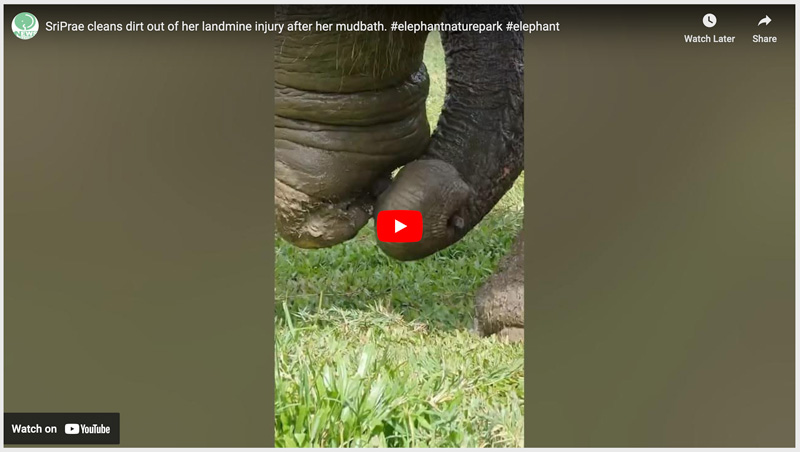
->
(275, 5), (524, 340)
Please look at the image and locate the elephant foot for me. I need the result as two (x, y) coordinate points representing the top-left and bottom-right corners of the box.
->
(474, 230), (524, 342)
(497, 327), (525, 343)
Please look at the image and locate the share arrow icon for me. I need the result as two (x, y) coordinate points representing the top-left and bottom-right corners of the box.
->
(758, 15), (772, 26)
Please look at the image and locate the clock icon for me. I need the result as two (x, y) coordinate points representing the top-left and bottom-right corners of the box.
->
(703, 13), (717, 28)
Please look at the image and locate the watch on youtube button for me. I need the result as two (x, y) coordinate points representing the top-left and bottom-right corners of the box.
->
(377, 210), (422, 243)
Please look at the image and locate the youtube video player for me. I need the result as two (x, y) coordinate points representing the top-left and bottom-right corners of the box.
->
(3, 2), (795, 448)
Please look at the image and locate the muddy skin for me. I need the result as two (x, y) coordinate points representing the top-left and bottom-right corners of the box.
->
(275, 6), (438, 247)
(275, 6), (441, 93)
(474, 231), (524, 342)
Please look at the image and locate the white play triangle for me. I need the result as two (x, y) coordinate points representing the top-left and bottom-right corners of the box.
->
(394, 219), (407, 233)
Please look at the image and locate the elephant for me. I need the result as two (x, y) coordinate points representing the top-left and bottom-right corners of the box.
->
(274, 5), (524, 340)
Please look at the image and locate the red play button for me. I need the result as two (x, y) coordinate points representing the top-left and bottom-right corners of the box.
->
(377, 210), (422, 243)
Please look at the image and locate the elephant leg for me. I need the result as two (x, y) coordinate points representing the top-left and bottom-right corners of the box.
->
(474, 229), (524, 342)
(274, 6), (439, 248)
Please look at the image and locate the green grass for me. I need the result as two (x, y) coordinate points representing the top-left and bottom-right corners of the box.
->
(424, 31), (446, 129)
(275, 32), (524, 447)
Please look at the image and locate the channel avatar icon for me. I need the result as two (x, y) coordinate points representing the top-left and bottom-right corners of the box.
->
(377, 210), (423, 243)
(12, 12), (38, 40)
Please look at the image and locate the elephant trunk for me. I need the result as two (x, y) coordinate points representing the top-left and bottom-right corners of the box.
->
(376, 6), (524, 260)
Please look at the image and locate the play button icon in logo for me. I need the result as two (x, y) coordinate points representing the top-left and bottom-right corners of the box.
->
(377, 210), (422, 242)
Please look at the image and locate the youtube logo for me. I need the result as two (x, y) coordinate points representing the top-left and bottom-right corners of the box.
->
(377, 210), (422, 243)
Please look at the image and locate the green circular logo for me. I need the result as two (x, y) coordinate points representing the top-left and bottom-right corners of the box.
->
(12, 12), (38, 40)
